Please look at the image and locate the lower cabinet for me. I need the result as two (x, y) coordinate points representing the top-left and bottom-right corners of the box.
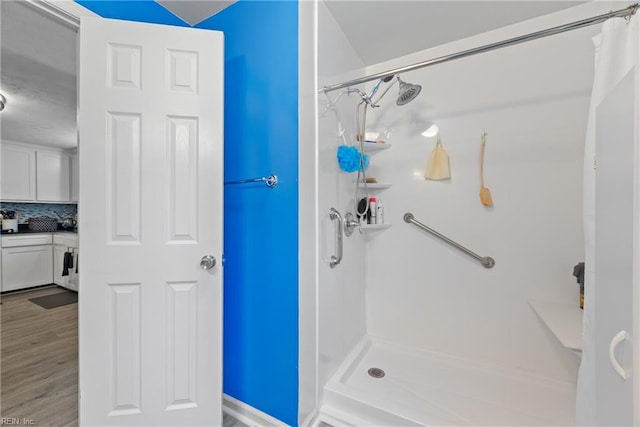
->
(1, 245), (53, 292)
(53, 244), (67, 286)
(53, 233), (78, 291)
(1, 233), (78, 293)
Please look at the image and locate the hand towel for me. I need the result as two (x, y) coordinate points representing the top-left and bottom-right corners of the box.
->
(62, 252), (73, 276)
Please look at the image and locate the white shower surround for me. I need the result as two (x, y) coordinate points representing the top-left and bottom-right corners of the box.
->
(307, 1), (630, 425)
(315, 0), (369, 394)
(362, 45), (588, 380)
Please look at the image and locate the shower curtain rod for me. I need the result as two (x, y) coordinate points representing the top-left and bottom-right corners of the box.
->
(323, 3), (639, 93)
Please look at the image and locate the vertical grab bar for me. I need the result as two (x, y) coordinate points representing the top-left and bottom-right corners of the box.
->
(329, 208), (344, 268)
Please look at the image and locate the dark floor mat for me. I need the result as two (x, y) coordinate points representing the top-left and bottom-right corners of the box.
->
(29, 291), (78, 309)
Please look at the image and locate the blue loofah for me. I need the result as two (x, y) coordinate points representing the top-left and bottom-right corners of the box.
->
(337, 145), (369, 173)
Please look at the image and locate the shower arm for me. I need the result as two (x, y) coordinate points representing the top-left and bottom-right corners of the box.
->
(322, 4), (639, 93)
(370, 78), (398, 106)
(347, 79), (397, 109)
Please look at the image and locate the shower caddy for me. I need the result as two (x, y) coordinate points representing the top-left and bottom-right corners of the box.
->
(356, 141), (392, 232)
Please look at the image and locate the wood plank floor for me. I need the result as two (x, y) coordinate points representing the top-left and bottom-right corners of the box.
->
(1, 286), (78, 426)
(1, 286), (248, 427)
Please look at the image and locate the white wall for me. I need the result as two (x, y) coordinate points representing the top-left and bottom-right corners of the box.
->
(358, 3), (612, 382)
(300, 3), (375, 422)
(298, 1), (318, 424)
(316, 0), (368, 395)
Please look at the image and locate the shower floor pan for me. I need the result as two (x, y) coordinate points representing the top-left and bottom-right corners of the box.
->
(321, 338), (575, 426)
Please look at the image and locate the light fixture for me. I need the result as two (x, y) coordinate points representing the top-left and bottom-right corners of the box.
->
(421, 122), (439, 138)
(0, 93), (6, 111)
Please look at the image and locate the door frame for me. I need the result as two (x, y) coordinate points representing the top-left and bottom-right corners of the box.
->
(632, 64), (640, 426)
(17, 3), (95, 423)
(24, 0), (98, 28)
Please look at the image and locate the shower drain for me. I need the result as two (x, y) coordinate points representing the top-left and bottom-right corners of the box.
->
(367, 367), (386, 378)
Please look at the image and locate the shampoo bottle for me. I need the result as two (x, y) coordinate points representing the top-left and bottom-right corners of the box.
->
(369, 197), (377, 224)
(376, 199), (384, 224)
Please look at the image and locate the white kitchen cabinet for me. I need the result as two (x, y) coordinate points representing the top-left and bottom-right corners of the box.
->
(1, 144), (36, 201)
(1, 237), (53, 292)
(0, 233), (77, 293)
(53, 233), (78, 291)
(1, 143), (73, 203)
(2, 245), (53, 292)
(2, 234), (53, 247)
(53, 244), (67, 286)
(36, 151), (70, 202)
(65, 254), (78, 291)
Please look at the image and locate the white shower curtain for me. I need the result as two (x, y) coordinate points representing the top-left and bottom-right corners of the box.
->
(577, 16), (639, 425)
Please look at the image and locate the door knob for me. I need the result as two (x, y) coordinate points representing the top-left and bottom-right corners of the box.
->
(200, 255), (216, 270)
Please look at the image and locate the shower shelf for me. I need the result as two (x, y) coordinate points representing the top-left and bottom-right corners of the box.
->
(529, 299), (583, 353)
(361, 142), (392, 153)
(359, 224), (392, 231)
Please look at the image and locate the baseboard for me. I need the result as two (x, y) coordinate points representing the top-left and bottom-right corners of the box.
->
(1, 283), (59, 296)
(300, 407), (320, 427)
(223, 394), (289, 427)
(311, 410), (354, 427)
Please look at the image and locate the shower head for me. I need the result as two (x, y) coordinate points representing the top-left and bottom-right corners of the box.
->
(362, 74), (421, 108)
(396, 77), (421, 106)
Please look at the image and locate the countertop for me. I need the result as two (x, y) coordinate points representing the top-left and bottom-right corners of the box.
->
(1, 224), (77, 235)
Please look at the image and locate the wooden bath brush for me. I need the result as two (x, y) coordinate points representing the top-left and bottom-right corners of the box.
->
(479, 133), (493, 207)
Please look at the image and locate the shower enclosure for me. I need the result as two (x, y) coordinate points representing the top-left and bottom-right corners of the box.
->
(301, 1), (640, 425)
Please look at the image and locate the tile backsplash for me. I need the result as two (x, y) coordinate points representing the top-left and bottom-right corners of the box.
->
(0, 202), (77, 224)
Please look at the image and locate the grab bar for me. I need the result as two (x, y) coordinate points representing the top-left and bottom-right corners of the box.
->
(329, 208), (344, 268)
(224, 174), (278, 188)
(404, 212), (495, 269)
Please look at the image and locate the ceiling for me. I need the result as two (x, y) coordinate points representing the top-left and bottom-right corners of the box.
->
(157, 0), (235, 26)
(1, 1), (77, 148)
(323, 1), (587, 66)
(1, 0), (593, 149)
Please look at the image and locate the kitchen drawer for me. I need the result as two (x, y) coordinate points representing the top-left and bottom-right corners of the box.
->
(2, 233), (53, 248)
(53, 233), (78, 247)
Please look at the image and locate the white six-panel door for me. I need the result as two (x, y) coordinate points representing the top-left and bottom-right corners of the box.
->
(78, 17), (223, 426)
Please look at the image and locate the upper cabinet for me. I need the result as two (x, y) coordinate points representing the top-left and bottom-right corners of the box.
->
(36, 151), (70, 202)
(1, 142), (74, 203)
(1, 144), (37, 200)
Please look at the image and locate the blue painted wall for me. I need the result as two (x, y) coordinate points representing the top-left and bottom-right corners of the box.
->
(75, 1), (299, 425)
(197, 3), (299, 424)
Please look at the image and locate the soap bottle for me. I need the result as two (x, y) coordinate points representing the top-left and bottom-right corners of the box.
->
(369, 197), (377, 224)
(376, 199), (384, 224)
